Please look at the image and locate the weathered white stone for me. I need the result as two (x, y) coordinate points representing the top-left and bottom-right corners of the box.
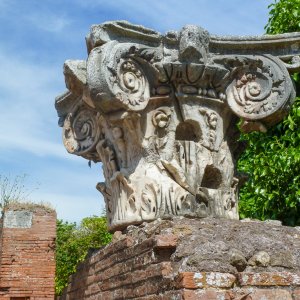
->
(3, 210), (33, 228)
(63, 60), (86, 96)
(55, 21), (300, 231)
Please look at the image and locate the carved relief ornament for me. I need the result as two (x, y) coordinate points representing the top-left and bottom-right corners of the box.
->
(55, 21), (300, 231)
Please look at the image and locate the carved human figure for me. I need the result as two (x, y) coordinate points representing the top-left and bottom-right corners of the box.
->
(206, 112), (218, 147)
(112, 127), (127, 168)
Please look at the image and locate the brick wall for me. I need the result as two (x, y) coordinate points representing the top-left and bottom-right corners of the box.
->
(59, 218), (300, 300)
(0, 205), (56, 300)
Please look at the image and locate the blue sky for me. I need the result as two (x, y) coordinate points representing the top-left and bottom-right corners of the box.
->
(0, 0), (272, 223)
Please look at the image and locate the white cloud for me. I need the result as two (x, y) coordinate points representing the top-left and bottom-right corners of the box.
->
(0, 46), (69, 158)
(0, 134), (65, 158)
(0, 148), (105, 222)
(25, 11), (71, 33)
(0, 1), (72, 33)
(31, 191), (105, 223)
(28, 162), (106, 222)
(0, 34), (104, 222)
(76, 0), (272, 35)
(0, 0), (15, 15)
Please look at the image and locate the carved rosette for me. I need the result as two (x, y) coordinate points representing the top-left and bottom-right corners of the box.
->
(116, 59), (149, 106)
(55, 21), (300, 231)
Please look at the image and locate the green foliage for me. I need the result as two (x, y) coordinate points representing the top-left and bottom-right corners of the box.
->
(55, 215), (112, 295)
(238, 98), (300, 225)
(265, 0), (300, 34)
(239, 0), (300, 225)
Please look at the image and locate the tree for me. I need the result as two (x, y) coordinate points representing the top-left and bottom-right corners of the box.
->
(265, 0), (300, 34)
(55, 215), (112, 295)
(238, 0), (300, 226)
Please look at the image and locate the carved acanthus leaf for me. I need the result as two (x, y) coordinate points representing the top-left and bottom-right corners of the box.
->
(141, 183), (159, 220)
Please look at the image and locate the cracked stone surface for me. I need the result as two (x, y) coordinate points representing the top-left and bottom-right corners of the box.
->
(55, 21), (300, 231)
(125, 217), (300, 274)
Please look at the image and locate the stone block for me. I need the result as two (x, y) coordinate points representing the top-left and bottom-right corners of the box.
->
(238, 272), (300, 287)
(177, 272), (236, 289)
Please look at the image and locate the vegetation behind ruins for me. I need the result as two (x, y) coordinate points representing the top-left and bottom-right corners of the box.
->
(1, 0), (299, 296)
(238, 0), (300, 226)
(55, 216), (112, 295)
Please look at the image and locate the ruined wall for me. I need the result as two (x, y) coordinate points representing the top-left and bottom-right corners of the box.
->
(60, 217), (300, 300)
(0, 205), (56, 300)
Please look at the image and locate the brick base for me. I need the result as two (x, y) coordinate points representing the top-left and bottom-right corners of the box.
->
(0, 205), (56, 299)
(59, 218), (300, 299)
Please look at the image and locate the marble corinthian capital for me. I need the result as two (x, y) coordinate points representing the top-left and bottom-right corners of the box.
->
(55, 21), (300, 231)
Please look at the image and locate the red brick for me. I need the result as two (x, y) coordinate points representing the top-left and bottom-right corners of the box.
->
(293, 289), (300, 300)
(182, 289), (232, 300)
(0, 209), (56, 298)
(154, 234), (178, 249)
(90, 236), (134, 264)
